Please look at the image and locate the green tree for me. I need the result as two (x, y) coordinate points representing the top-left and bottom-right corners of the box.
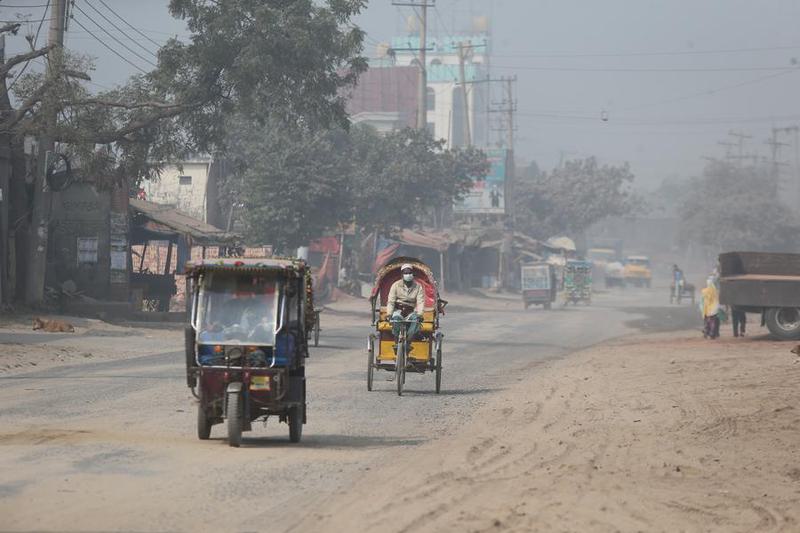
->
(0, 0), (367, 302)
(349, 126), (486, 232)
(514, 157), (639, 239)
(222, 116), (353, 252)
(678, 160), (799, 253)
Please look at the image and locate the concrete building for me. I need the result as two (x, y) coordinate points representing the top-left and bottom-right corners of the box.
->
(347, 31), (490, 149)
(142, 156), (227, 228)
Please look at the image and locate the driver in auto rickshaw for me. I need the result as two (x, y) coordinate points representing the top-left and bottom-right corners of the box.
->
(386, 263), (425, 344)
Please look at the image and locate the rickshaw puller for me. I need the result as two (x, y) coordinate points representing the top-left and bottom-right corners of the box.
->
(386, 264), (425, 343)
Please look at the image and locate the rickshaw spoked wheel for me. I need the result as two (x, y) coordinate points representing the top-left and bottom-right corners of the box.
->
(288, 406), (303, 443)
(197, 384), (211, 440)
(435, 347), (442, 394)
(227, 391), (243, 448)
(367, 337), (375, 392)
(396, 340), (406, 396)
(313, 311), (321, 347)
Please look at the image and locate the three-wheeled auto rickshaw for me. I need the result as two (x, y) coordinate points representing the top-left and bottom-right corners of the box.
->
(521, 262), (557, 310)
(564, 259), (593, 306)
(367, 257), (446, 396)
(184, 258), (313, 447)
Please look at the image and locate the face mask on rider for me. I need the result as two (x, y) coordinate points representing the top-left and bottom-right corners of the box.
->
(403, 273), (413, 283)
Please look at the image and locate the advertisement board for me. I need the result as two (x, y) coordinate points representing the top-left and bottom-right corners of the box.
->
(454, 148), (507, 214)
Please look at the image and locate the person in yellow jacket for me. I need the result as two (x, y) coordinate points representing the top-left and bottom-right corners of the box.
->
(701, 278), (721, 339)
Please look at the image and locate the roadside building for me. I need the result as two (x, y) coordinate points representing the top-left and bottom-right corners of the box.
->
(141, 156), (229, 228)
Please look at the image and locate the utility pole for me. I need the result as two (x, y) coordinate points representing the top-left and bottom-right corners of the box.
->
(392, 1), (434, 130)
(26, 0), (67, 305)
(0, 35), (8, 304)
(727, 130), (752, 167)
(457, 42), (472, 147)
(766, 126), (798, 200)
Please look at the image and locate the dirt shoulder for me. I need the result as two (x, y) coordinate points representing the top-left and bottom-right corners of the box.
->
(0, 313), (180, 375)
(295, 332), (800, 532)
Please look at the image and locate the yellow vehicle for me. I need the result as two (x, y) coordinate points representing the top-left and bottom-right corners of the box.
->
(624, 255), (652, 288)
(367, 257), (446, 396)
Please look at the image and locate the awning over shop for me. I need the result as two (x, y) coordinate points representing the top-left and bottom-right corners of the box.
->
(129, 199), (238, 246)
(396, 228), (454, 252)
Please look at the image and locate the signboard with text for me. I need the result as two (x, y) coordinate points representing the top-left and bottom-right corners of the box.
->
(454, 148), (507, 214)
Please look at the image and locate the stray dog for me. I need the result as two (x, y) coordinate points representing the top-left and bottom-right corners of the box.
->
(32, 317), (75, 333)
(791, 345), (800, 357)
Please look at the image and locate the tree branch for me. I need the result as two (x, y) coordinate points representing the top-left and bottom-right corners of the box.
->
(0, 22), (21, 35)
(0, 45), (54, 77)
(66, 98), (188, 110)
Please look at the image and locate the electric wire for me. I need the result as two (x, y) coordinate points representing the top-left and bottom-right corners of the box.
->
(82, 0), (157, 57)
(95, 0), (161, 49)
(7, 0), (49, 92)
(70, 15), (148, 74)
(72, 1), (156, 68)
(493, 44), (800, 59)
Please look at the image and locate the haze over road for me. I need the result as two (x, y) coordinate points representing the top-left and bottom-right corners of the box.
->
(0, 289), (693, 532)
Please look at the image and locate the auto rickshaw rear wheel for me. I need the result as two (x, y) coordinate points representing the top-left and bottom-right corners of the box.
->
(227, 392), (243, 448)
(288, 406), (303, 443)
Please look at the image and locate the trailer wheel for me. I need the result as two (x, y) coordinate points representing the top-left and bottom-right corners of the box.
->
(765, 307), (800, 340)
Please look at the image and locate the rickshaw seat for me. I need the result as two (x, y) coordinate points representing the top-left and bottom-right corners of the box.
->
(377, 308), (435, 334)
(377, 320), (435, 333)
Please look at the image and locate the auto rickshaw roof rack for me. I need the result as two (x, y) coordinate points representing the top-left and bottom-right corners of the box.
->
(184, 258), (309, 277)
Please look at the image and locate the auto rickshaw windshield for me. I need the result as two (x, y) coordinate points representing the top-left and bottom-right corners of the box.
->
(195, 272), (282, 346)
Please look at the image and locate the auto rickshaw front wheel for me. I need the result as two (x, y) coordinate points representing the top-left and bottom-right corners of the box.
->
(227, 392), (243, 448)
(197, 387), (211, 440)
(289, 406), (303, 443)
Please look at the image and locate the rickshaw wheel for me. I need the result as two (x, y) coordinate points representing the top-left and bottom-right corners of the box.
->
(313, 312), (321, 347)
(435, 348), (442, 394)
(367, 340), (375, 392)
(227, 392), (243, 448)
(288, 406), (303, 443)
(197, 386), (211, 440)
(396, 343), (406, 396)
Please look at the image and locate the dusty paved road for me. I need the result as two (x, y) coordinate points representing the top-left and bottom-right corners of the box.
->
(0, 289), (693, 532)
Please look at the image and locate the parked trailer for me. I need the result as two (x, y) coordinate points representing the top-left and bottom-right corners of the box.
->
(719, 251), (800, 340)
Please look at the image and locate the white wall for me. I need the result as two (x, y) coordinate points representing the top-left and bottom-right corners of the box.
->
(143, 160), (212, 222)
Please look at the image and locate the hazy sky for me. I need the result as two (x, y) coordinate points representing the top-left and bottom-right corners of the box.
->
(3, 1), (800, 189)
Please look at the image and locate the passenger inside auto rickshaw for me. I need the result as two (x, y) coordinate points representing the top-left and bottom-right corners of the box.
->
(386, 263), (425, 343)
(199, 275), (277, 344)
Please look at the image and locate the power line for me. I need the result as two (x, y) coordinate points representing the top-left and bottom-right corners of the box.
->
(7, 0), (49, 92)
(70, 15), (148, 74)
(491, 64), (798, 73)
(622, 69), (800, 112)
(82, 0), (157, 57)
(492, 43), (800, 59)
(95, 0), (161, 49)
(71, 1), (156, 68)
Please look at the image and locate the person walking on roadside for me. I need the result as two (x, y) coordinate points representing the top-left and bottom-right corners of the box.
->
(732, 306), (747, 337)
(701, 278), (721, 339)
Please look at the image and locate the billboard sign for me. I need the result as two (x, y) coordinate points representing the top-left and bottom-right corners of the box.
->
(454, 148), (507, 214)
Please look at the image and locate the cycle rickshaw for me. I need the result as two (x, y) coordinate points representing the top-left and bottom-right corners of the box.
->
(367, 257), (446, 395)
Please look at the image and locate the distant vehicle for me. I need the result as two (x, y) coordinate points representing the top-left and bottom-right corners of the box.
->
(521, 262), (557, 310)
(564, 259), (593, 305)
(587, 247), (618, 265)
(624, 255), (652, 288)
(605, 261), (625, 288)
(719, 251), (800, 340)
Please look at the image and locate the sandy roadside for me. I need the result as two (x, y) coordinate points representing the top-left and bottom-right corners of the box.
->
(293, 331), (800, 533)
(0, 314), (180, 375)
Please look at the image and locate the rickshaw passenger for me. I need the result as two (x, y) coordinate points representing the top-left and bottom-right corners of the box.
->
(386, 264), (425, 342)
